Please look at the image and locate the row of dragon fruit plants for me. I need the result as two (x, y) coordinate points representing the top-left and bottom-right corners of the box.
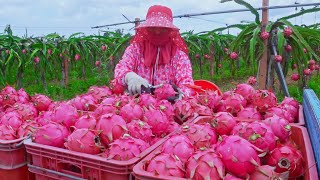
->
(0, 74), (306, 179)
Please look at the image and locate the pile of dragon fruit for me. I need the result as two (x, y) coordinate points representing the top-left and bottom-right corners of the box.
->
(142, 84), (305, 179)
(0, 81), (305, 178)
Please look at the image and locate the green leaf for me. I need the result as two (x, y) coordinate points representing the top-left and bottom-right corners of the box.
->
(277, 31), (285, 56)
(249, 27), (261, 65)
(279, 7), (320, 21)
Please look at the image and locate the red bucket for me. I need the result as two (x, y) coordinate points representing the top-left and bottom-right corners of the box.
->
(186, 80), (222, 95)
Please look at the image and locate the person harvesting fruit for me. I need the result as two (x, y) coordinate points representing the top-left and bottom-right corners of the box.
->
(114, 5), (194, 97)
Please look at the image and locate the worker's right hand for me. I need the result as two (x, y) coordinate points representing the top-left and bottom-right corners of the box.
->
(125, 72), (149, 95)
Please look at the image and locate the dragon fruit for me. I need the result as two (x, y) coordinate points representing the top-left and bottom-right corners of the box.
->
(64, 128), (102, 154)
(250, 165), (286, 180)
(107, 135), (150, 161)
(109, 79), (124, 95)
(93, 104), (117, 120)
(6, 103), (38, 121)
(237, 107), (262, 120)
(87, 86), (112, 102)
(174, 99), (195, 124)
(114, 95), (132, 108)
(292, 64), (297, 69)
(186, 149), (225, 179)
(231, 122), (249, 135)
(264, 106), (294, 123)
(32, 94), (52, 111)
(283, 27), (293, 37)
(263, 115), (291, 142)
(74, 114), (97, 129)
(211, 112), (237, 135)
(0, 111), (23, 130)
(119, 101), (143, 123)
(100, 96), (116, 105)
(191, 102), (213, 116)
(303, 68), (311, 75)
(154, 84), (176, 100)
(280, 97), (299, 110)
(17, 120), (39, 138)
(285, 44), (292, 52)
(127, 120), (153, 143)
(138, 94), (157, 108)
(260, 31), (270, 40)
(0, 85), (17, 108)
(291, 73), (300, 81)
(69, 94), (97, 111)
(236, 122), (277, 153)
(51, 103), (79, 128)
(230, 52), (238, 60)
(167, 121), (180, 133)
(182, 123), (217, 149)
(96, 114), (127, 145)
(274, 55), (283, 63)
(222, 92), (247, 115)
(247, 76), (257, 86)
(234, 83), (255, 102)
(0, 125), (16, 140)
(251, 90), (277, 112)
(146, 153), (185, 177)
(224, 174), (243, 180)
(267, 145), (304, 178)
(161, 134), (195, 162)
(216, 135), (262, 178)
(35, 111), (53, 126)
(143, 108), (170, 137)
(17, 88), (30, 104)
(33, 122), (70, 148)
(196, 90), (221, 111)
(309, 59), (316, 65)
(155, 99), (174, 120)
(281, 104), (298, 121)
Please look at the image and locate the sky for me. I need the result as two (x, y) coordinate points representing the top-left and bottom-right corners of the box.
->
(0, 0), (319, 37)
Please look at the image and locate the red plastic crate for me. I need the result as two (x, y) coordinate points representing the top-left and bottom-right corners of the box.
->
(133, 116), (318, 180)
(296, 105), (305, 126)
(24, 132), (175, 180)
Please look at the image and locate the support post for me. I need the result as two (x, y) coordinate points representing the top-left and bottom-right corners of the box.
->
(134, 18), (140, 28)
(258, 0), (269, 90)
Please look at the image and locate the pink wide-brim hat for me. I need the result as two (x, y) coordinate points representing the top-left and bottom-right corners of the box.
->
(135, 5), (179, 30)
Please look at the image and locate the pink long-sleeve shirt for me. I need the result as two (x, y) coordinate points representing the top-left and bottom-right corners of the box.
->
(114, 43), (194, 96)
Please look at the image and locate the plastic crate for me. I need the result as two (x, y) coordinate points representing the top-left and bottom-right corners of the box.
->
(0, 165), (35, 180)
(297, 105), (305, 126)
(133, 116), (318, 180)
(24, 132), (175, 180)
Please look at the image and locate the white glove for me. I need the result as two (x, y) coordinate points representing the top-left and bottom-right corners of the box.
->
(125, 72), (149, 95)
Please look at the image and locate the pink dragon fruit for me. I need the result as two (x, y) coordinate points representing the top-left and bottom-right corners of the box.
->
(154, 84), (176, 100)
(230, 52), (238, 60)
(114, 95), (132, 108)
(292, 64), (297, 69)
(264, 106), (294, 123)
(260, 31), (270, 40)
(32, 94), (52, 111)
(100, 96), (116, 105)
(216, 135), (262, 178)
(17, 120), (39, 138)
(6, 103), (38, 121)
(263, 115), (291, 142)
(109, 79), (124, 95)
(87, 86), (112, 102)
(274, 55), (283, 63)
(237, 107), (262, 120)
(222, 92), (247, 115)
(191, 102), (213, 116)
(267, 145), (304, 178)
(69, 94), (97, 111)
(17, 88), (30, 104)
(101, 45), (107, 51)
(75, 54), (81, 61)
(51, 103), (79, 128)
(173, 99), (195, 124)
(143, 108), (170, 137)
(93, 104), (117, 120)
(281, 104), (298, 121)
(237, 122), (277, 153)
(234, 83), (255, 103)
(146, 152), (185, 177)
(35, 111), (53, 126)
(285, 44), (292, 52)
(96, 114), (127, 145)
(224, 174), (243, 180)
(107, 135), (150, 161)
(0, 125), (16, 140)
(161, 134), (195, 162)
(167, 121), (180, 133)
(119, 101), (143, 123)
(0, 85), (17, 108)
(303, 68), (311, 76)
(196, 90), (221, 111)
(138, 94), (157, 108)
(283, 27), (293, 37)
(64, 128), (102, 154)
(250, 165), (285, 180)
(34, 57), (40, 64)
(251, 90), (277, 112)
(0, 111), (23, 130)
(95, 61), (100, 67)
(280, 97), (299, 109)
(155, 99), (174, 120)
(186, 149), (225, 179)
(182, 123), (217, 149)
(247, 76), (257, 86)
(211, 112), (237, 135)
(127, 120), (153, 143)
(74, 114), (97, 129)
(231, 122), (250, 135)
(33, 122), (70, 148)
(291, 73), (300, 81)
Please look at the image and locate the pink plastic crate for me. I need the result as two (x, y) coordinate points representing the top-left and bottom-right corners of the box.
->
(133, 116), (318, 180)
(24, 132), (175, 180)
